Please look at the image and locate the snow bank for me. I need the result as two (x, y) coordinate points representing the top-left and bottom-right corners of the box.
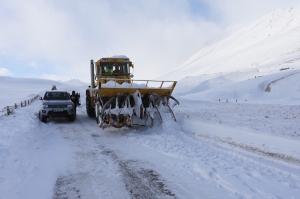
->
(101, 80), (173, 89)
(175, 69), (300, 105)
(0, 103), (74, 199)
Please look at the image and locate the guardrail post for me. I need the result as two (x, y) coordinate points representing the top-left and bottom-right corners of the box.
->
(7, 106), (10, 115)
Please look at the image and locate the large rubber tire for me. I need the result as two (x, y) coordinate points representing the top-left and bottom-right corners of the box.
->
(86, 94), (96, 117)
(87, 108), (96, 117)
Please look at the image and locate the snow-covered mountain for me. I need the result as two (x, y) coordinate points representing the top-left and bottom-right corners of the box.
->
(62, 78), (88, 87)
(162, 7), (300, 81)
(156, 8), (300, 105)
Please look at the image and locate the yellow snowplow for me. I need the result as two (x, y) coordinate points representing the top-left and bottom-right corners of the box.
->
(86, 56), (179, 128)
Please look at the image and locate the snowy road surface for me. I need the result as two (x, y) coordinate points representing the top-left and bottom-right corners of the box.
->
(2, 7), (300, 198)
(1, 97), (300, 199)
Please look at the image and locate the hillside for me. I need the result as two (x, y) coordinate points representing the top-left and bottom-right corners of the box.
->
(162, 8), (300, 81)
(156, 8), (300, 105)
(0, 77), (87, 109)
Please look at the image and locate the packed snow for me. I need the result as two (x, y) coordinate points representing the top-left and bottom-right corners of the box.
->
(1, 7), (300, 199)
(101, 80), (174, 89)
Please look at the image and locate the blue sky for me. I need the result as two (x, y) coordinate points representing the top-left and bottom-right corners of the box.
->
(1, 0), (299, 83)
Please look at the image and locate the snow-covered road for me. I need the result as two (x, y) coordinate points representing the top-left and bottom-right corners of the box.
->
(2, 6), (300, 198)
(1, 97), (300, 199)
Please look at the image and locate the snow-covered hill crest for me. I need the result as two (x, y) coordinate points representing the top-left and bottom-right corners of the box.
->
(0, 77), (87, 109)
(62, 78), (88, 87)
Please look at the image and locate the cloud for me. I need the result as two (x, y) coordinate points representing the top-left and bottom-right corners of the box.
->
(0, 68), (13, 76)
(0, 0), (222, 81)
(0, 0), (299, 82)
(29, 61), (37, 67)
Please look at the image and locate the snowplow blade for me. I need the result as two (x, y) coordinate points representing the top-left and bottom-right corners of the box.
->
(90, 79), (179, 128)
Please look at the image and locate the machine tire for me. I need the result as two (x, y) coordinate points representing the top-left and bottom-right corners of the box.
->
(87, 108), (96, 117)
(86, 93), (96, 117)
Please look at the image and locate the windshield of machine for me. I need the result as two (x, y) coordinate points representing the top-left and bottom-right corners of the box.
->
(102, 62), (130, 74)
(43, 92), (70, 100)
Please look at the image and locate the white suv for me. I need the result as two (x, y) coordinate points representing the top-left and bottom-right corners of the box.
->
(39, 90), (76, 123)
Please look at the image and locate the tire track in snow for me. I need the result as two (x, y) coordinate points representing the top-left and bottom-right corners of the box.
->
(196, 133), (300, 166)
(52, 108), (177, 199)
(93, 134), (177, 199)
(51, 112), (128, 199)
(124, 122), (300, 199)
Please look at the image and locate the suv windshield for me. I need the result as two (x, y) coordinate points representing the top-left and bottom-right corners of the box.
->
(43, 92), (70, 100)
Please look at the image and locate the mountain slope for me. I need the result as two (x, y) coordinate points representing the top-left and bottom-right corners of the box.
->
(162, 7), (300, 81)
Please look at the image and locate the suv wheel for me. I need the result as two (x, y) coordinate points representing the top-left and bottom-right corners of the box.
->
(39, 112), (47, 123)
(68, 114), (76, 121)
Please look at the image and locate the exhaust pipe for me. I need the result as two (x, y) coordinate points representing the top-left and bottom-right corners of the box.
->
(90, 60), (95, 88)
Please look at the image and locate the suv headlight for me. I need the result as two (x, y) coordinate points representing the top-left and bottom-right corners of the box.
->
(67, 104), (73, 108)
(41, 104), (48, 108)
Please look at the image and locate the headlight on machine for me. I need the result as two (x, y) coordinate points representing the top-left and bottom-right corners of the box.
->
(41, 104), (48, 108)
(67, 104), (73, 108)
